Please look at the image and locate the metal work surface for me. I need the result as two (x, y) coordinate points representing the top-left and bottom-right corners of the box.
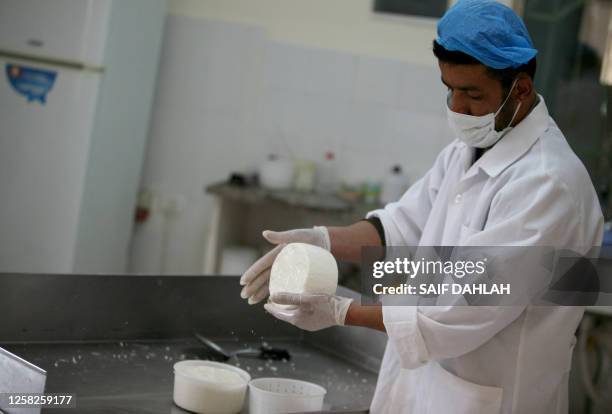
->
(0, 347), (46, 414)
(3, 339), (375, 413)
(1, 274), (384, 413)
(0, 274), (301, 343)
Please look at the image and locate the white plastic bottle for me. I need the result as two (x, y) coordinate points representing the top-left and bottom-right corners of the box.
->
(316, 152), (339, 195)
(381, 165), (409, 204)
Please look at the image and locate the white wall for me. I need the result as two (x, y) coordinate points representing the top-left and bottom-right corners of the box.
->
(74, 0), (167, 273)
(168, 0), (441, 65)
(168, 0), (515, 63)
(129, 3), (453, 274)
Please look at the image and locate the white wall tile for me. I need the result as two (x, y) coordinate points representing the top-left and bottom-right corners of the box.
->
(397, 63), (447, 116)
(343, 101), (395, 154)
(279, 92), (348, 156)
(263, 41), (357, 99)
(337, 148), (390, 185)
(353, 56), (403, 106)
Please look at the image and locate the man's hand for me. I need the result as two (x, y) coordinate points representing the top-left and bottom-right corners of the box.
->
(239, 227), (330, 305)
(264, 292), (354, 332)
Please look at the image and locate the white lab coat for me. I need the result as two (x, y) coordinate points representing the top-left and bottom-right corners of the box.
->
(367, 96), (604, 414)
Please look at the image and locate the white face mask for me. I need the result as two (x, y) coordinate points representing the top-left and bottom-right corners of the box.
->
(446, 79), (522, 148)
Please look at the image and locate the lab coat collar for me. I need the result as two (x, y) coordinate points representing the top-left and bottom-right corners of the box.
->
(464, 94), (550, 179)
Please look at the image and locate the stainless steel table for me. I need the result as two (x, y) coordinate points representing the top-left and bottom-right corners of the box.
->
(4, 339), (376, 413)
(1, 274), (385, 413)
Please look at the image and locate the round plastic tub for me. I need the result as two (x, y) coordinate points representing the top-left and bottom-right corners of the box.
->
(248, 377), (327, 414)
(173, 360), (250, 414)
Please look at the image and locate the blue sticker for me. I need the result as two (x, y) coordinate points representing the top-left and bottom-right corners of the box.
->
(5, 64), (57, 104)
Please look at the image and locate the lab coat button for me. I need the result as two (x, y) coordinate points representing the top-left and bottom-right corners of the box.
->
(455, 194), (462, 204)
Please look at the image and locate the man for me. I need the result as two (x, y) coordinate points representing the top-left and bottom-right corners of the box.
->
(240, 0), (604, 412)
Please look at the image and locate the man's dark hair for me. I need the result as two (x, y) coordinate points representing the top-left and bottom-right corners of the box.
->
(433, 40), (537, 93)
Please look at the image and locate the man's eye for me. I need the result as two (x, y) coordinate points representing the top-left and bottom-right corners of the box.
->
(468, 95), (483, 101)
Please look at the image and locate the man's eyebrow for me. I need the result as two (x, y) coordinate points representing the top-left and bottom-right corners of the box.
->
(441, 77), (481, 91)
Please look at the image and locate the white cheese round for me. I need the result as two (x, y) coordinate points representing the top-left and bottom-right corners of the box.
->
(269, 243), (338, 299)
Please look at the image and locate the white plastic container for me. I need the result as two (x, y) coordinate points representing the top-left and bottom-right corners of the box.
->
(173, 360), (250, 414)
(380, 165), (409, 205)
(248, 377), (327, 414)
(259, 154), (294, 190)
(316, 151), (338, 195)
(293, 160), (316, 192)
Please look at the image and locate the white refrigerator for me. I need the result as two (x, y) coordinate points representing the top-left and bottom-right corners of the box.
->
(0, 0), (167, 273)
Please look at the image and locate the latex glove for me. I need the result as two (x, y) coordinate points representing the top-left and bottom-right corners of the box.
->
(264, 292), (354, 332)
(239, 227), (330, 305)
(262, 227), (331, 251)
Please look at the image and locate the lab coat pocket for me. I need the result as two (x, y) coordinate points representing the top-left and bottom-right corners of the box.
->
(426, 362), (503, 414)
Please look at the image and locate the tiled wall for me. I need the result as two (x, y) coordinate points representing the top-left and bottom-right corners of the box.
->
(128, 15), (451, 274)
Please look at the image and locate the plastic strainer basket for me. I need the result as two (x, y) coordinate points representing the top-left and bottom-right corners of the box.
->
(248, 377), (327, 414)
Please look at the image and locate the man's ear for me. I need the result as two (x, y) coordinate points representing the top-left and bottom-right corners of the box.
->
(514, 73), (533, 102)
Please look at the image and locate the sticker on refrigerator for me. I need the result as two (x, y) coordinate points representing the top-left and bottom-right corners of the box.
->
(5, 64), (57, 104)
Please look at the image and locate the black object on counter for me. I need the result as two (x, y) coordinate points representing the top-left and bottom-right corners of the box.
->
(194, 332), (291, 361)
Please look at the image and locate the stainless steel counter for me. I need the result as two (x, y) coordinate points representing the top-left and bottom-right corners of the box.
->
(4, 339), (376, 413)
(1, 274), (385, 413)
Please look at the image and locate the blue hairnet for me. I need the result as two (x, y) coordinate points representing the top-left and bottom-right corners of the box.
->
(436, 0), (538, 69)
